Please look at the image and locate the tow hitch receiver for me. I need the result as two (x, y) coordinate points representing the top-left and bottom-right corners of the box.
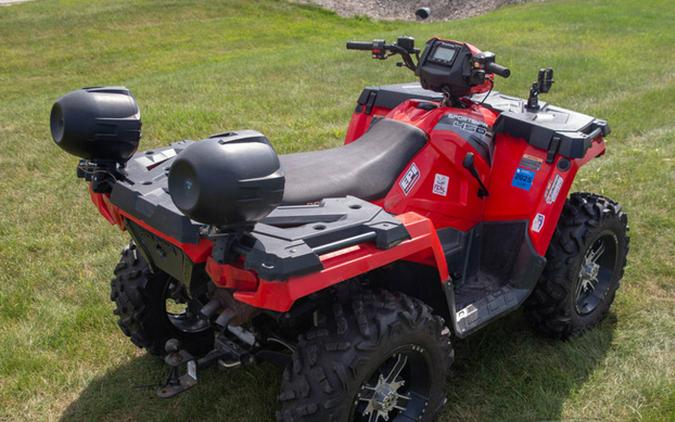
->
(157, 337), (246, 398)
(157, 339), (199, 398)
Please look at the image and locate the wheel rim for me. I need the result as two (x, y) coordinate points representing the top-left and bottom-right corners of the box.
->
(575, 232), (619, 316)
(350, 345), (432, 422)
(164, 279), (210, 333)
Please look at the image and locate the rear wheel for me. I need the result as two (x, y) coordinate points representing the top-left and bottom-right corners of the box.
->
(525, 193), (629, 339)
(110, 242), (214, 356)
(277, 289), (452, 422)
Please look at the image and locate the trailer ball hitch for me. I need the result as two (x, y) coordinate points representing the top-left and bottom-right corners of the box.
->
(157, 339), (198, 398)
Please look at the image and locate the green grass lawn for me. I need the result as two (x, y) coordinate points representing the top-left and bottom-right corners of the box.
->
(0, 0), (673, 420)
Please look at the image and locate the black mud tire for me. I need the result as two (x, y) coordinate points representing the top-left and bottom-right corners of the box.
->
(110, 242), (214, 356)
(525, 192), (629, 339)
(277, 289), (453, 422)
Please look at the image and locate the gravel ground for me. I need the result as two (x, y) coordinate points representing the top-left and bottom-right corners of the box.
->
(295, 0), (531, 21)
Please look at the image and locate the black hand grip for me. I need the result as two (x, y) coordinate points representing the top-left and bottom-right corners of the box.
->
(486, 62), (511, 78)
(346, 41), (373, 51)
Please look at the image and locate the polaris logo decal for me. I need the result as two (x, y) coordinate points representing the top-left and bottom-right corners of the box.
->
(531, 213), (545, 233)
(400, 163), (421, 195)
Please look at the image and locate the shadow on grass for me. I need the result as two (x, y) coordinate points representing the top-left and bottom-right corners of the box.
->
(442, 310), (617, 420)
(61, 311), (616, 422)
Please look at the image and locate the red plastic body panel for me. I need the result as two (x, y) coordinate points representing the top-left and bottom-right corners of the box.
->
(227, 212), (448, 312)
(344, 105), (392, 144)
(89, 187), (124, 227)
(89, 190), (213, 263)
(342, 97), (606, 255)
(381, 100), (497, 231)
(483, 135), (605, 255)
(88, 192), (447, 312)
(120, 209), (213, 263)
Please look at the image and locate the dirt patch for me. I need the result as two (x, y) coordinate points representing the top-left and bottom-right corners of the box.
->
(295, 0), (530, 21)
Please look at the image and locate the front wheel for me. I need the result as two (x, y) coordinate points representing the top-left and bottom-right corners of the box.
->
(525, 193), (629, 339)
(277, 289), (453, 422)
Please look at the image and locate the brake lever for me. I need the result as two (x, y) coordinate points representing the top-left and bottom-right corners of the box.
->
(388, 45), (418, 71)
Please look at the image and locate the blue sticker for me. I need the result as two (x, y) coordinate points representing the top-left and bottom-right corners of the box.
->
(512, 168), (535, 191)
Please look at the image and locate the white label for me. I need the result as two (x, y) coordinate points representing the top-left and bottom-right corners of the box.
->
(432, 173), (450, 196)
(399, 163), (421, 195)
(544, 174), (564, 205)
(532, 213), (546, 233)
(187, 360), (197, 380)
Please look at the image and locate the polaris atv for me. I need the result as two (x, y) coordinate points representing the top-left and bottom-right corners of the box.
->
(51, 31), (628, 422)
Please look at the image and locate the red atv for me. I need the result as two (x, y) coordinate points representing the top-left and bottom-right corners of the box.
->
(51, 33), (628, 422)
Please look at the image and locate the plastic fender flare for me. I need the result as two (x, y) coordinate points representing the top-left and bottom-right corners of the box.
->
(529, 139), (606, 256)
(233, 212), (450, 313)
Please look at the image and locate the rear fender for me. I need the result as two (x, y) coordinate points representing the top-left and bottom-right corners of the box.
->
(210, 212), (450, 313)
(367, 260), (453, 326)
(89, 187), (124, 227)
(88, 185), (213, 265)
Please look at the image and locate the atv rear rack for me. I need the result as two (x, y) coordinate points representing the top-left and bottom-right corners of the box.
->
(231, 196), (411, 281)
(210, 212), (450, 313)
(107, 141), (418, 282)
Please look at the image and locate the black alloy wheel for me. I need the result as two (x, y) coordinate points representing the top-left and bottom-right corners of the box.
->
(350, 346), (433, 421)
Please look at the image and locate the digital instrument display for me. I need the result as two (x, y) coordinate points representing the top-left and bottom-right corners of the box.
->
(431, 45), (457, 64)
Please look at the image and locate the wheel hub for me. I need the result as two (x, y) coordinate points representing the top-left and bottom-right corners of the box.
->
(372, 377), (401, 413)
(579, 261), (600, 292)
(575, 233), (618, 315)
(359, 353), (411, 421)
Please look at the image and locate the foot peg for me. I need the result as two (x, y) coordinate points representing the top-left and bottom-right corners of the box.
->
(156, 339), (198, 398)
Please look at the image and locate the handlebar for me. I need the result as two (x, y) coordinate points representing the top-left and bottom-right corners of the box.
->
(346, 41), (374, 51)
(347, 38), (510, 82)
(346, 39), (418, 71)
(486, 62), (511, 78)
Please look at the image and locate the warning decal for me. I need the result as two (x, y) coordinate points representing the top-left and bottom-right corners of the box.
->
(432, 173), (449, 196)
(544, 174), (564, 205)
(400, 163), (421, 195)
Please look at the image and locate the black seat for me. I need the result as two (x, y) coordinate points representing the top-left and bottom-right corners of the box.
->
(280, 118), (427, 205)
